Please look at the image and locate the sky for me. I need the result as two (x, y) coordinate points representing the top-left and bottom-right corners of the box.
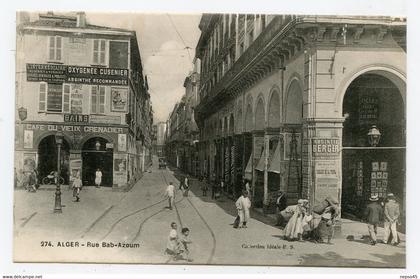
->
(85, 13), (202, 123)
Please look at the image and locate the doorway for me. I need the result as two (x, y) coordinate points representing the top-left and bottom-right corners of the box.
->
(82, 137), (113, 186)
(38, 135), (70, 184)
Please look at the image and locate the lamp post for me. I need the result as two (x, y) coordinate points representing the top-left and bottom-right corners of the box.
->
(54, 131), (64, 213)
(367, 125), (381, 147)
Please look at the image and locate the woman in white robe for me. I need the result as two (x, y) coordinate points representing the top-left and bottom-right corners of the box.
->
(235, 190), (252, 228)
(284, 199), (309, 241)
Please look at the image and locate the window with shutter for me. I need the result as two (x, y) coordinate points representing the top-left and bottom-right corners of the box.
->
(39, 82), (47, 112)
(63, 84), (71, 113)
(48, 36), (63, 62)
(91, 86), (98, 114)
(99, 86), (105, 113)
(93, 39), (106, 65)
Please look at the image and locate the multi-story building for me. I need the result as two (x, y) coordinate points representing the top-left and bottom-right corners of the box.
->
(194, 14), (406, 217)
(165, 61), (200, 174)
(15, 12), (153, 190)
(152, 121), (167, 157)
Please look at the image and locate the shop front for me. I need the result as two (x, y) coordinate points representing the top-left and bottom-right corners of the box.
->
(18, 122), (130, 189)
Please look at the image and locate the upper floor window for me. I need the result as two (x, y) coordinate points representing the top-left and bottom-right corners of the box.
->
(91, 85), (106, 114)
(48, 36), (62, 62)
(38, 82), (70, 113)
(93, 39), (106, 65)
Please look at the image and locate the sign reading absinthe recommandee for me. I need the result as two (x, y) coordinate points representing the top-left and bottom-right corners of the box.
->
(26, 63), (129, 86)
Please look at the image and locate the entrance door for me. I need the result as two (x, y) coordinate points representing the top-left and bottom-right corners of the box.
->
(342, 73), (405, 220)
(38, 135), (70, 184)
(82, 137), (113, 186)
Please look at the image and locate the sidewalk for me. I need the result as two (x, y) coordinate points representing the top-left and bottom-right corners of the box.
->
(169, 167), (406, 243)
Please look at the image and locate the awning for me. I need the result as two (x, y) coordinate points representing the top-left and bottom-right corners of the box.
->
(268, 142), (281, 173)
(244, 155), (253, 180)
(255, 150), (265, 172)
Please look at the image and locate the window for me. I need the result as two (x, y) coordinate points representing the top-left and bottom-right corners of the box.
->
(38, 82), (47, 111)
(47, 83), (63, 112)
(93, 39), (106, 65)
(63, 84), (71, 113)
(91, 86), (106, 114)
(48, 36), (62, 62)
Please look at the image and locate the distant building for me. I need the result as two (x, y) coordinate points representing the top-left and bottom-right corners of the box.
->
(152, 121), (167, 157)
(165, 60), (200, 174)
(194, 14), (406, 216)
(15, 12), (153, 190)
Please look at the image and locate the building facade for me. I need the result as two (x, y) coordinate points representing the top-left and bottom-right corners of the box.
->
(165, 63), (200, 175)
(15, 12), (153, 190)
(152, 121), (167, 157)
(194, 14), (406, 216)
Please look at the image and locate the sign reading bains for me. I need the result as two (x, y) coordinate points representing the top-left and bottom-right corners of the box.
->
(26, 63), (129, 86)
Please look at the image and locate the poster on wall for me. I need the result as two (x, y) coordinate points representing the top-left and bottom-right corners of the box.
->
(69, 159), (82, 182)
(70, 84), (83, 114)
(314, 160), (340, 204)
(118, 133), (127, 152)
(23, 130), (33, 149)
(113, 154), (127, 186)
(23, 153), (37, 172)
(111, 87), (128, 112)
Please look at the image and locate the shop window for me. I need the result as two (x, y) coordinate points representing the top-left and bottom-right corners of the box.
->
(93, 39), (106, 65)
(48, 36), (62, 62)
(91, 86), (106, 114)
(38, 82), (47, 112)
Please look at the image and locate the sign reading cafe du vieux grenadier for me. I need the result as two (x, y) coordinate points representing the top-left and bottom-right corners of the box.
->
(26, 63), (129, 86)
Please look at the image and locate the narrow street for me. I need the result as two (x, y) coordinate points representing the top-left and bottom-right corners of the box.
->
(13, 156), (405, 267)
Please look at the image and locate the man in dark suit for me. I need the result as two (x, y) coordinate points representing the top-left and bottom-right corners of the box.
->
(364, 194), (383, 245)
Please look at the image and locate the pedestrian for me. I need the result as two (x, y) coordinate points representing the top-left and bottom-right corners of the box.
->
(235, 190), (252, 228)
(284, 199), (308, 241)
(179, 227), (193, 262)
(182, 176), (190, 197)
(201, 181), (208, 196)
(165, 182), (175, 210)
(165, 222), (181, 260)
(275, 190), (287, 226)
(383, 193), (400, 246)
(364, 193), (383, 245)
(72, 173), (82, 202)
(95, 168), (102, 188)
(313, 205), (337, 244)
(244, 179), (251, 194)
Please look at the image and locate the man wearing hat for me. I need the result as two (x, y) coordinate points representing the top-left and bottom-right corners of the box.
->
(383, 193), (400, 245)
(364, 194), (383, 245)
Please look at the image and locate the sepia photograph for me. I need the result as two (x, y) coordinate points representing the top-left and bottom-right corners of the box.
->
(9, 6), (411, 271)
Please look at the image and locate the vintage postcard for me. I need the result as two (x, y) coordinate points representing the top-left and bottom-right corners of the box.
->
(13, 11), (406, 267)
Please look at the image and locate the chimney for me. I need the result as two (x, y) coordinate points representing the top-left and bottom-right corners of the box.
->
(76, 12), (86, 28)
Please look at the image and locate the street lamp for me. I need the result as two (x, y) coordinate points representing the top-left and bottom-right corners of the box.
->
(54, 131), (64, 213)
(367, 125), (381, 147)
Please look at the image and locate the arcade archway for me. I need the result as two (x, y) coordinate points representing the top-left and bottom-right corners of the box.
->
(81, 137), (113, 186)
(342, 72), (405, 220)
(38, 135), (70, 184)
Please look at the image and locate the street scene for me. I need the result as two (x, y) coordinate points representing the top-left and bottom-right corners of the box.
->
(13, 12), (406, 267)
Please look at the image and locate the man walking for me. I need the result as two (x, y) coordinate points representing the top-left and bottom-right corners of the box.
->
(383, 193), (400, 246)
(165, 182), (175, 210)
(364, 194), (383, 245)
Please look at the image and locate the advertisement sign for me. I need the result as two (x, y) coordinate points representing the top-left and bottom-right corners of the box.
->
(312, 138), (340, 160)
(113, 154), (127, 186)
(23, 153), (37, 172)
(118, 134), (127, 152)
(111, 87), (128, 112)
(69, 159), (82, 182)
(359, 94), (379, 124)
(25, 123), (126, 134)
(26, 63), (129, 86)
(47, 83), (63, 112)
(64, 114), (89, 123)
(23, 130), (33, 149)
(314, 160), (340, 204)
(89, 115), (121, 125)
(70, 84), (83, 114)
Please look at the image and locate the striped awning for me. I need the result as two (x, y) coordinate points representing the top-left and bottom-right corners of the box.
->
(255, 150), (265, 172)
(268, 142), (281, 173)
(244, 155), (253, 180)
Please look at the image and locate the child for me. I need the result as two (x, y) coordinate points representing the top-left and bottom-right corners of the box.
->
(72, 174), (82, 202)
(165, 222), (181, 260)
(179, 227), (193, 262)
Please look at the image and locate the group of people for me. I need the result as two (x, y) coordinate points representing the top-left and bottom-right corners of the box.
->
(278, 196), (339, 244)
(165, 222), (193, 262)
(365, 192), (400, 246)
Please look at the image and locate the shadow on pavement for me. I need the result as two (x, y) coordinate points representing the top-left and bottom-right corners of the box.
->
(299, 251), (405, 267)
